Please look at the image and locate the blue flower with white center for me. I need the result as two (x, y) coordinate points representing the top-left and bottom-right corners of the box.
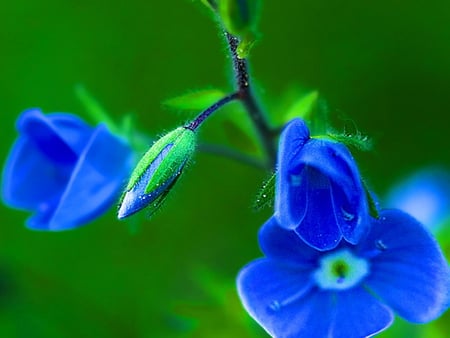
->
(1, 108), (134, 230)
(386, 167), (450, 231)
(237, 209), (450, 338)
(275, 118), (369, 251)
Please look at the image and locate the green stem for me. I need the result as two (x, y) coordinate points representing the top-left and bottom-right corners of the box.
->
(185, 92), (239, 131)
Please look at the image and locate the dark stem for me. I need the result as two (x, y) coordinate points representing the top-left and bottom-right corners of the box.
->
(185, 92), (239, 131)
(225, 32), (277, 169)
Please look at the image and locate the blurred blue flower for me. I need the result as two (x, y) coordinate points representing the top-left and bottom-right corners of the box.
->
(1, 109), (134, 230)
(238, 209), (450, 338)
(386, 167), (450, 231)
(275, 118), (369, 251)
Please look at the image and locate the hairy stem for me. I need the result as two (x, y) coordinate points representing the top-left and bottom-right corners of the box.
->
(185, 92), (239, 131)
(225, 32), (277, 169)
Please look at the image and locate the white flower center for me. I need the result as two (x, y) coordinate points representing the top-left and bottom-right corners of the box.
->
(313, 249), (369, 290)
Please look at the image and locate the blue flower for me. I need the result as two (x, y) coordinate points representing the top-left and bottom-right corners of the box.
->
(1, 109), (134, 230)
(238, 209), (450, 338)
(275, 118), (369, 250)
(386, 167), (450, 231)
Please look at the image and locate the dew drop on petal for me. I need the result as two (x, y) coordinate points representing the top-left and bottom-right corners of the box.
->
(341, 207), (355, 221)
(290, 174), (302, 187)
(268, 300), (281, 312)
(375, 239), (387, 251)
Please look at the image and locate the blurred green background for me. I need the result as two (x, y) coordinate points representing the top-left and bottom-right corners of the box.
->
(0, 0), (449, 337)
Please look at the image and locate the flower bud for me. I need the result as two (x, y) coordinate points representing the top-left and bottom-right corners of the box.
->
(275, 118), (369, 251)
(118, 127), (196, 219)
(218, 0), (260, 37)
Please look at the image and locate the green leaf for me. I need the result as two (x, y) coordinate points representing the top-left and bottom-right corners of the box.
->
(163, 89), (228, 111)
(362, 180), (379, 219)
(236, 32), (257, 59)
(218, 0), (261, 37)
(326, 131), (373, 152)
(284, 90), (319, 123)
(253, 172), (276, 211)
(74, 84), (119, 134)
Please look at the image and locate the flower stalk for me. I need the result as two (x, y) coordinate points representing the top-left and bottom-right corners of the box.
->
(225, 32), (277, 169)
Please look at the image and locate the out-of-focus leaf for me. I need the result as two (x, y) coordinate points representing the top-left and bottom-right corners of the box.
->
(163, 89), (228, 111)
(284, 90), (318, 123)
(74, 84), (120, 134)
(222, 119), (258, 153)
(200, 0), (217, 11)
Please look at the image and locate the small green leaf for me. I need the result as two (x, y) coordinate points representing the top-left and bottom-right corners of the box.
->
(218, 0), (261, 37)
(163, 89), (228, 111)
(284, 90), (319, 123)
(253, 172), (276, 211)
(236, 32), (257, 59)
(74, 84), (119, 134)
(362, 180), (379, 219)
(326, 131), (373, 152)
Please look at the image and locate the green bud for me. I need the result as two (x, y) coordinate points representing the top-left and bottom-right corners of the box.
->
(218, 0), (260, 37)
(118, 127), (196, 219)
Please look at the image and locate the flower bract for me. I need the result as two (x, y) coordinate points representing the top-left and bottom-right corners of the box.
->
(237, 209), (450, 338)
(275, 118), (369, 250)
(1, 109), (134, 230)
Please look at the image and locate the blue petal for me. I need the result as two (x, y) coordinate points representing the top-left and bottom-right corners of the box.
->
(275, 118), (310, 229)
(359, 209), (450, 323)
(237, 258), (333, 338)
(295, 139), (368, 244)
(330, 179), (369, 245)
(1, 137), (71, 210)
(17, 109), (93, 163)
(293, 166), (343, 251)
(259, 217), (320, 266)
(330, 287), (393, 338)
(28, 125), (133, 230)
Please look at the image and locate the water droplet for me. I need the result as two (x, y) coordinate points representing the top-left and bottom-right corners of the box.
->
(290, 174), (302, 187)
(341, 208), (355, 221)
(376, 239), (387, 251)
(268, 300), (281, 312)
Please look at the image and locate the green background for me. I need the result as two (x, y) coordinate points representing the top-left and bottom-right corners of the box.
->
(0, 0), (449, 337)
